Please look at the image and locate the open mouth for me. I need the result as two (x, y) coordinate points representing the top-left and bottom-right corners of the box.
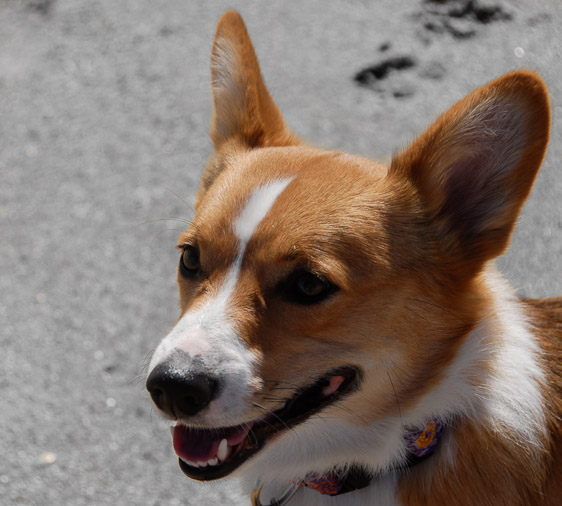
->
(171, 366), (359, 481)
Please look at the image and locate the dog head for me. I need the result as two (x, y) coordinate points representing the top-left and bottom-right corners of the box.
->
(146, 10), (550, 485)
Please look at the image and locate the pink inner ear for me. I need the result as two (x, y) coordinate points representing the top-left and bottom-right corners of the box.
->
(424, 94), (534, 255)
(322, 376), (345, 396)
(440, 151), (502, 239)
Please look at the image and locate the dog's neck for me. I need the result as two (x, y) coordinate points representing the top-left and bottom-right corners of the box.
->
(251, 418), (444, 505)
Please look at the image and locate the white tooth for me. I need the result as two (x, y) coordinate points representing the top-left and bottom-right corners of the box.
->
(207, 457), (218, 466)
(180, 458), (199, 468)
(198, 461), (207, 467)
(217, 439), (228, 462)
(170, 426), (175, 437)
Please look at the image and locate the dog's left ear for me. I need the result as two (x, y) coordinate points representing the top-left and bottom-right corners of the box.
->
(390, 70), (550, 277)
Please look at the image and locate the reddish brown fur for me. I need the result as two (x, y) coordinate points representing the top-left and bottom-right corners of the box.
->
(525, 298), (562, 505)
(171, 10), (562, 505)
(399, 297), (562, 506)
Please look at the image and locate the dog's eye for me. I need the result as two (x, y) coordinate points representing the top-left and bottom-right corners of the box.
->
(297, 272), (326, 297)
(282, 270), (338, 305)
(179, 245), (200, 277)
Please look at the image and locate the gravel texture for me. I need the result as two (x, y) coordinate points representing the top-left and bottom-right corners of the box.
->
(1, 1), (561, 505)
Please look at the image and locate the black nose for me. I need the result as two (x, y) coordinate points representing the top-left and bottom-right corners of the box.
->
(146, 360), (218, 418)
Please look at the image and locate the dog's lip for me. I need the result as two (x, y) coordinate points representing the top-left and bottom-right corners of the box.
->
(172, 366), (360, 481)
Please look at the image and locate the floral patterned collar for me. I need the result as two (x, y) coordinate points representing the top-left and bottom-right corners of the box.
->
(250, 418), (445, 505)
(303, 418), (444, 497)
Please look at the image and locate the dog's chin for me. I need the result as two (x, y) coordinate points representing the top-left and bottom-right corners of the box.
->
(172, 366), (360, 481)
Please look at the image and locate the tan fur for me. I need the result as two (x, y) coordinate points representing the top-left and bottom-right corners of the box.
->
(163, 10), (561, 505)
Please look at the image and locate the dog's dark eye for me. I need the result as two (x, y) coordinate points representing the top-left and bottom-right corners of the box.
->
(179, 245), (200, 278)
(297, 272), (326, 297)
(282, 270), (338, 305)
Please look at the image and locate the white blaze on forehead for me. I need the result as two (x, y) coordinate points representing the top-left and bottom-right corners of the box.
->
(234, 178), (294, 246)
(215, 176), (294, 306)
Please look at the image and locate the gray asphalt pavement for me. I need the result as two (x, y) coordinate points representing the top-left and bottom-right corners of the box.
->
(1, 1), (561, 505)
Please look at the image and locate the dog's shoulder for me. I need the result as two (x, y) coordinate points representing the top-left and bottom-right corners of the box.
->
(523, 296), (562, 504)
(524, 296), (562, 347)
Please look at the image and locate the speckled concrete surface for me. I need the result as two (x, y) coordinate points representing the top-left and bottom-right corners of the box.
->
(1, 1), (561, 505)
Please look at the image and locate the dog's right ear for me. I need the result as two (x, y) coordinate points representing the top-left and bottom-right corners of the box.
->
(195, 11), (298, 207)
(210, 10), (296, 149)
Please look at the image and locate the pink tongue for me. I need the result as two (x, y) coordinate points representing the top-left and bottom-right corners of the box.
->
(172, 423), (253, 462)
(173, 426), (221, 462)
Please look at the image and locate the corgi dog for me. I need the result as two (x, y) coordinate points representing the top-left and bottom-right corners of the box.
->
(146, 10), (562, 506)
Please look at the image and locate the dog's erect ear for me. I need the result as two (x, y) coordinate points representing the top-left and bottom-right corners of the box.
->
(209, 10), (297, 150)
(390, 70), (550, 276)
(194, 11), (298, 209)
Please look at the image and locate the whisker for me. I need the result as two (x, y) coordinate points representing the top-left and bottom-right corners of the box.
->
(130, 374), (148, 387)
(148, 228), (186, 249)
(387, 371), (404, 429)
(246, 425), (259, 448)
(136, 217), (192, 227)
(262, 378), (313, 384)
(142, 349), (154, 370)
(405, 297), (462, 320)
(252, 402), (294, 435)
(159, 184), (194, 213)
(262, 380), (307, 389)
(261, 396), (287, 402)
(251, 414), (283, 434)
